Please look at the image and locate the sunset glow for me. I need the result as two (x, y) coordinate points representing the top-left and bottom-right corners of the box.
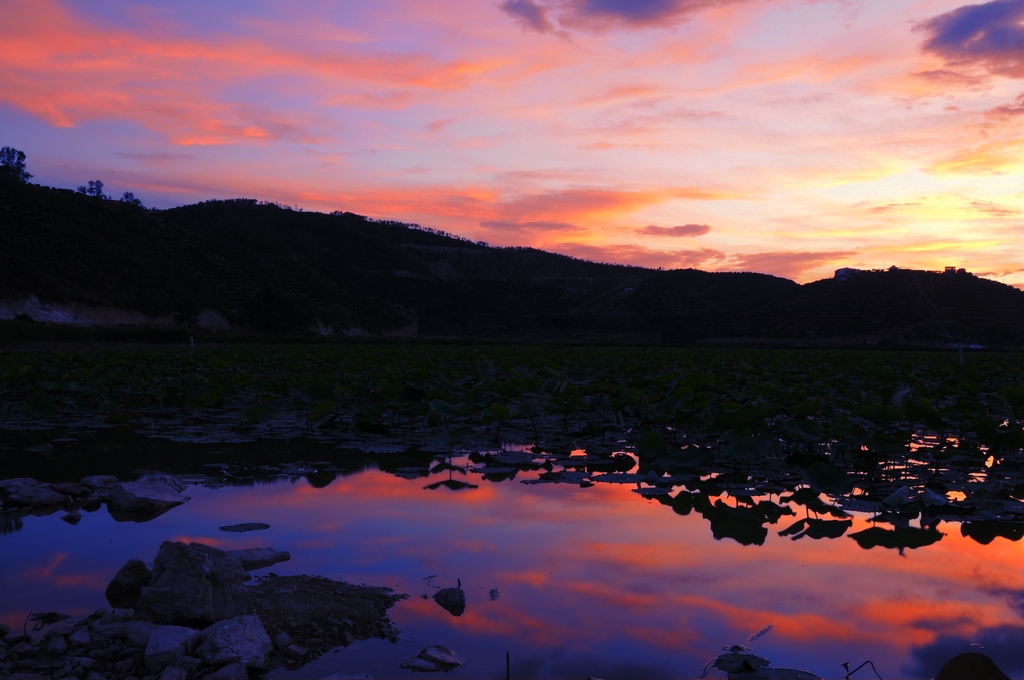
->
(1, 0), (1020, 285)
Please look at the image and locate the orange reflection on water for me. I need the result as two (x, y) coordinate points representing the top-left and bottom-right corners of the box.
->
(22, 551), (109, 591)
(22, 551), (67, 579)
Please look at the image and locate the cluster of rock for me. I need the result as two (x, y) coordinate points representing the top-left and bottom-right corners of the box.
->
(0, 539), (414, 680)
(0, 474), (189, 524)
(0, 608), (272, 680)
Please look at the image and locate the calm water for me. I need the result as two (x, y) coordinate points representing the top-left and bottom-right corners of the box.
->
(2, 456), (1022, 680)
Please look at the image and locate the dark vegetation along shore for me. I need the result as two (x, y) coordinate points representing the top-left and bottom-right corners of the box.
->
(3, 177), (1024, 347)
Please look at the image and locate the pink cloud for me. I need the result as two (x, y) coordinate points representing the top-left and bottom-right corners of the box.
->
(986, 92), (1024, 117)
(537, 0), (752, 32)
(638, 223), (712, 237)
(911, 68), (992, 90)
(479, 219), (584, 239)
(554, 241), (726, 269)
(721, 250), (856, 280)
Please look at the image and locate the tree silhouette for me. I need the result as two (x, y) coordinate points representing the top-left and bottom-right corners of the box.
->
(0, 146), (32, 183)
(121, 191), (144, 208)
(76, 179), (107, 199)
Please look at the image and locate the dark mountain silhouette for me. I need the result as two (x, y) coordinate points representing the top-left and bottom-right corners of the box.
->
(2, 179), (1022, 347)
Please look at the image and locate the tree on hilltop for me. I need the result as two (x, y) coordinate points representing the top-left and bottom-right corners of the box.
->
(77, 179), (107, 199)
(120, 191), (144, 208)
(0, 146), (32, 183)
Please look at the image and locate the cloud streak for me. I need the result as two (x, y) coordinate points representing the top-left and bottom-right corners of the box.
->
(501, 0), (750, 33)
(639, 224), (712, 237)
(500, 0), (556, 33)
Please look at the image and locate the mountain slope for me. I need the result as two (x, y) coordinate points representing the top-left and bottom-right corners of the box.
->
(2, 179), (1022, 346)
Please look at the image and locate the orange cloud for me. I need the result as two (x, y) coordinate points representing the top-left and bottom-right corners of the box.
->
(927, 139), (1024, 174)
(494, 187), (740, 224)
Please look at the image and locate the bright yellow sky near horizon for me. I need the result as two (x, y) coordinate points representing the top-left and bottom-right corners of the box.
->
(1, 0), (1021, 286)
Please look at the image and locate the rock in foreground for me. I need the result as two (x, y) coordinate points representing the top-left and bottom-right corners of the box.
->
(249, 574), (407, 659)
(107, 475), (190, 522)
(432, 587), (466, 617)
(136, 541), (249, 625)
(401, 644), (464, 672)
(225, 547), (291, 571)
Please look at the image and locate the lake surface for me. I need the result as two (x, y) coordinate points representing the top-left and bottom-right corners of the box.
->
(2, 446), (1022, 680)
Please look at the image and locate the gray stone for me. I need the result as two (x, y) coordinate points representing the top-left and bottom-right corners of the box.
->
(8, 641), (34, 656)
(432, 587), (466, 617)
(224, 547), (291, 571)
(173, 655), (202, 673)
(126, 620), (157, 648)
(196, 615), (272, 669)
(45, 635), (68, 655)
(51, 482), (87, 497)
(80, 475), (118, 490)
(400, 645), (464, 672)
(136, 542), (249, 625)
(68, 630), (91, 647)
(52, 663), (73, 678)
(144, 626), (200, 672)
(113, 657), (136, 673)
(418, 645), (463, 670)
(89, 621), (128, 641)
(399, 656), (441, 672)
(206, 662), (249, 680)
(106, 559), (152, 609)
(107, 475), (190, 522)
(0, 478), (68, 509)
(45, 624), (74, 637)
(157, 667), (188, 680)
(81, 490), (108, 510)
(271, 631), (292, 650)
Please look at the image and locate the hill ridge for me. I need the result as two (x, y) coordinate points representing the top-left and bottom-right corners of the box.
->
(2, 179), (1022, 347)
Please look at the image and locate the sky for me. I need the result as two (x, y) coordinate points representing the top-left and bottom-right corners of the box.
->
(1, 0), (1021, 286)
